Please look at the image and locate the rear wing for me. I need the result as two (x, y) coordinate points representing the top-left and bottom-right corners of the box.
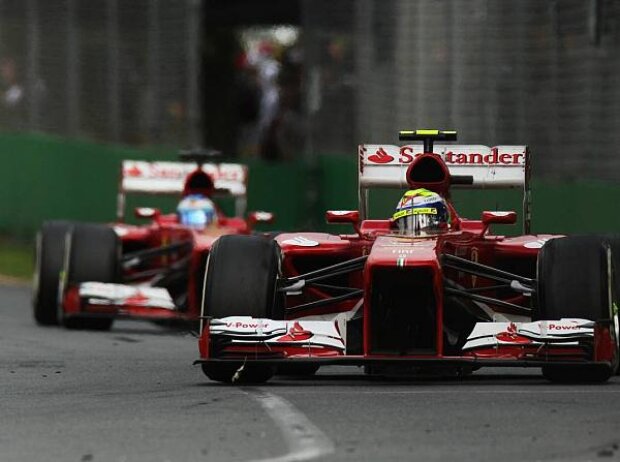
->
(117, 160), (248, 221)
(358, 144), (531, 233)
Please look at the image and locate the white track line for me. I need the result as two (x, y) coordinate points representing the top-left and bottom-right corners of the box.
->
(243, 388), (335, 462)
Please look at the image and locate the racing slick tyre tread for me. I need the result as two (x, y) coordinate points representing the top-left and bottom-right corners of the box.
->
(603, 234), (620, 374)
(201, 235), (281, 383)
(203, 235), (282, 320)
(63, 223), (120, 331)
(33, 220), (74, 325)
(536, 235), (615, 382)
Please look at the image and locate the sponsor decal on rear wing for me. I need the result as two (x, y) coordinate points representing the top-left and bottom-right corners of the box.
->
(359, 144), (528, 189)
(117, 160), (248, 221)
(121, 160), (247, 196)
(358, 144), (531, 232)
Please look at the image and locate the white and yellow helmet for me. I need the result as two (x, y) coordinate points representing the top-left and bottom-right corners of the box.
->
(392, 188), (449, 236)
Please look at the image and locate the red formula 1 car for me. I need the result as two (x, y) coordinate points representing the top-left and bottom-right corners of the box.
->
(33, 150), (274, 330)
(196, 130), (619, 383)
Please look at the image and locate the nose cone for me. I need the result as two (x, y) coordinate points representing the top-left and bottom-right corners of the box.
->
(368, 235), (440, 269)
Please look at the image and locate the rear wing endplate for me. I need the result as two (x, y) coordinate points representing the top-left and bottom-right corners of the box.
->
(117, 160), (248, 221)
(358, 144), (531, 233)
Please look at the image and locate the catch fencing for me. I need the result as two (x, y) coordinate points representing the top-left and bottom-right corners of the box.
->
(303, 0), (620, 180)
(1, 0), (619, 182)
(0, 0), (201, 147)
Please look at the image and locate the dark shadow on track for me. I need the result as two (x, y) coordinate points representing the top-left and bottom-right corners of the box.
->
(191, 371), (564, 388)
(108, 326), (194, 338)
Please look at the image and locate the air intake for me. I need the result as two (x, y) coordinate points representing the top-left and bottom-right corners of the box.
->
(405, 153), (451, 195)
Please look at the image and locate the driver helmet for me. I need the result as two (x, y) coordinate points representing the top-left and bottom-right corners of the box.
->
(177, 194), (217, 229)
(392, 188), (449, 236)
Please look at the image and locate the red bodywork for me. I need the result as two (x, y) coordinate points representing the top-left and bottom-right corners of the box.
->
(60, 159), (266, 325)
(62, 219), (247, 322)
(196, 137), (617, 374)
(198, 217), (616, 371)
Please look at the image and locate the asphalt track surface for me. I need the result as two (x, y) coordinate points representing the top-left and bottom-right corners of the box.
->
(3, 283), (620, 462)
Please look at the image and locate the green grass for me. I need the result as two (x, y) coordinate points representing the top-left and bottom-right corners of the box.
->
(0, 238), (34, 280)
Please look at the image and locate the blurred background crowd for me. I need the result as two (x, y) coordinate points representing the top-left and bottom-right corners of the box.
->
(1, 0), (620, 249)
(0, 0), (617, 177)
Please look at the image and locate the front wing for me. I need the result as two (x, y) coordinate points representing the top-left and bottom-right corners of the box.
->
(62, 282), (185, 321)
(196, 317), (616, 369)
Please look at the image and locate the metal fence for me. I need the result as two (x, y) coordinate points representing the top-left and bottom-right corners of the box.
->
(1, 0), (620, 181)
(303, 0), (620, 180)
(0, 0), (201, 147)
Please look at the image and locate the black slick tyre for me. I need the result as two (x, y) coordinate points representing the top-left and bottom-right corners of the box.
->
(603, 234), (620, 374)
(202, 235), (282, 320)
(536, 235), (615, 383)
(62, 223), (120, 330)
(32, 221), (74, 325)
(201, 235), (281, 383)
(541, 364), (614, 383)
(201, 362), (275, 384)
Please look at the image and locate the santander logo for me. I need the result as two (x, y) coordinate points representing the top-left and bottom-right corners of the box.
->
(368, 147), (395, 164)
(365, 146), (525, 166)
(495, 322), (532, 344)
(125, 165), (143, 177)
(495, 332), (532, 344)
(277, 322), (313, 342)
(125, 291), (149, 305)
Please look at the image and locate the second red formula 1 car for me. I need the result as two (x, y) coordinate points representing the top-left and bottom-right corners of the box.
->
(196, 130), (619, 384)
(33, 150), (275, 330)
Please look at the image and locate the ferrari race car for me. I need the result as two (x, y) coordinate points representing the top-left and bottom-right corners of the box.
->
(196, 130), (619, 384)
(33, 150), (274, 330)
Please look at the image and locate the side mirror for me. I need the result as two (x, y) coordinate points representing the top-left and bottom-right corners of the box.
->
(481, 211), (517, 229)
(134, 207), (161, 220)
(247, 211), (275, 227)
(326, 210), (360, 234)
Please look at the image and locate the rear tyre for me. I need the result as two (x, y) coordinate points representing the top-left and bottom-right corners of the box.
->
(62, 223), (120, 330)
(32, 221), (74, 325)
(536, 235), (615, 383)
(201, 235), (281, 383)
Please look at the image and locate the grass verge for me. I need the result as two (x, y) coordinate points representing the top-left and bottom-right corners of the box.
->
(0, 237), (33, 281)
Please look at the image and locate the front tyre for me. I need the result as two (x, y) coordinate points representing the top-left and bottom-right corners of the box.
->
(202, 235), (282, 320)
(62, 223), (120, 330)
(33, 221), (74, 325)
(536, 235), (616, 382)
(603, 235), (620, 374)
(201, 363), (275, 384)
(200, 235), (282, 383)
(542, 364), (614, 383)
